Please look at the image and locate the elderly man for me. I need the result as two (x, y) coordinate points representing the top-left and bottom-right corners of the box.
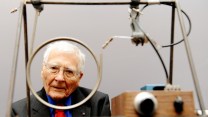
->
(12, 41), (111, 117)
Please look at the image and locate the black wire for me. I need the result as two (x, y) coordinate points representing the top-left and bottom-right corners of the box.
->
(128, 5), (170, 80)
(133, 3), (192, 81)
(132, 6), (170, 80)
(162, 3), (192, 47)
(146, 34), (169, 80)
(134, 22), (169, 80)
(140, 3), (192, 48)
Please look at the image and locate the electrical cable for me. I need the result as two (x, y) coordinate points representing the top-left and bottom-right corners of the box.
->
(137, 24), (169, 81)
(140, 3), (192, 48)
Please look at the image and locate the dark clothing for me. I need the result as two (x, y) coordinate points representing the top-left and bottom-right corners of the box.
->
(12, 87), (111, 117)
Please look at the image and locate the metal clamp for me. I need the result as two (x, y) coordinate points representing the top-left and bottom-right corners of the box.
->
(31, 0), (44, 12)
(129, 1), (148, 46)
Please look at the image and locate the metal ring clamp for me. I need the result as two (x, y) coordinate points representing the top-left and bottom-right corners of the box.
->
(26, 37), (101, 110)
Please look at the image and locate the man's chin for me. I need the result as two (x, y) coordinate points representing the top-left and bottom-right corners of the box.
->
(49, 92), (66, 101)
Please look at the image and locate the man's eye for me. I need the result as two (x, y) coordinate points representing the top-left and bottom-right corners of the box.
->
(65, 70), (73, 74)
(51, 66), (57, 69)
(50, 66), (59, 71)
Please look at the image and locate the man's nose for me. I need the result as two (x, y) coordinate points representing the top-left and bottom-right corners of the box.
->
(55, 70), (65, 81)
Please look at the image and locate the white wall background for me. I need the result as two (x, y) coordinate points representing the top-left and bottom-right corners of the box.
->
(1, 0), (208, 116)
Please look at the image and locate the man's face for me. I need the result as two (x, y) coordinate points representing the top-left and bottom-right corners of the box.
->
(41, 49), (83, 101)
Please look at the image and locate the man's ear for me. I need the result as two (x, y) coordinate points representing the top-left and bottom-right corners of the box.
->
(41, 65), (45, 80)
(41, 69), (43, 79)
(79, 72), (83, 79)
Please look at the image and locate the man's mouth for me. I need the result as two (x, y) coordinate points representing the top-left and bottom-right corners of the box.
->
(52, 86), (65, 90)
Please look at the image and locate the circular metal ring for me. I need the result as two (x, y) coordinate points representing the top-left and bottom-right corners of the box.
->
(26, 37), (101, 110)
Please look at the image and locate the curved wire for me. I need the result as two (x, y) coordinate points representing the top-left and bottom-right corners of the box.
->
(131, 8), (169, 81)
(147, 35), (169, 82)
(140, 3), (192, 48)
(136, 24), (169, 81)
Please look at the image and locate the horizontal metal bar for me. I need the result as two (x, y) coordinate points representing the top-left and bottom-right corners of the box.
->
(26, 0), (175, 5)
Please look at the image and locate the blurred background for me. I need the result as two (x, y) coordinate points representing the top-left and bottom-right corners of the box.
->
(1, 0), (208, 116)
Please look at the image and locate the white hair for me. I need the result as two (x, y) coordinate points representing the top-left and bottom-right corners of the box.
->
(43, 41), (85, 72)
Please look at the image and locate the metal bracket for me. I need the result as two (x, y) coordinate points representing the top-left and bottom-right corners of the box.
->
(129, 0), (148, 46)
(31, 0), (44, 12)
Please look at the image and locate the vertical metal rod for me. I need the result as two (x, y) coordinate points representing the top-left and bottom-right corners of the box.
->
(30, 11), (39, 55)
(175, 0), (206, 115)
(5, 2), (24, 117)
(168, 3), (176, 84)
(22, 3), (31, 117)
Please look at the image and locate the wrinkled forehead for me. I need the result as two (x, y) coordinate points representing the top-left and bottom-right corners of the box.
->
(44, 43), (78, 60)
(47, 49), (79, 70)
(46, 47), (78, 60)
(48, 49), (78, 60)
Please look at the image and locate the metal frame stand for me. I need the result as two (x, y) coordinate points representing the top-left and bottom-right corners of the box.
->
(6, 0), (206, 117)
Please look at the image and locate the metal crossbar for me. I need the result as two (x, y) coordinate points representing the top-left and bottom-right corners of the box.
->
(25, 0), (175, 5)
